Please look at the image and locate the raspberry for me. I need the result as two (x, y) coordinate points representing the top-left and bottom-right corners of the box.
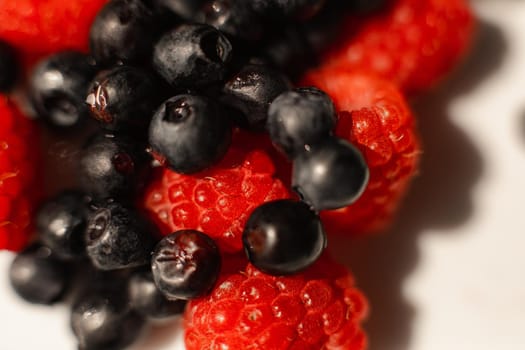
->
(301, 68), (420, 235)
(320, 0), (475, 95)
(184, 254), (368, 350)
(0, 96), (40, 251)
(142, 141), (291, 253)
(0, 0), (108, 55)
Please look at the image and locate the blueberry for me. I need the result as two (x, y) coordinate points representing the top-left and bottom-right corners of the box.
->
(262, 25), (314, 78)
(149, 94), (232, 174)
(243, 199), (326, 275)
(155, 0), (207, 20)
(252, 0), (327, 20)
(128, 270), (186, 319)
(199, 0), (263, 41)
(71, 283), (145, 350)
(29, 51), (97, 129)
(36, 190), (90, 260)
(0, 40), (19, 92)
(267, 87), (336, 157)
(86, 65), (167, 132)
(153, 24), (233, 87)
(345, 0), (387, 13)
(151, 230), (221, 300)
(85, 201), (157, 270)
(79, 133), (150, 200)
(89, 0), (166, 65)
(292, 137), (369, 210)
(222, 63), (291, 130)
(9, 244), (70, 304)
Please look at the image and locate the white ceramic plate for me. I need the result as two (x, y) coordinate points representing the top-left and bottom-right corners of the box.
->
(2, 1), (525, 349)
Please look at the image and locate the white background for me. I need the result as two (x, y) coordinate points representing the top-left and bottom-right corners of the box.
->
(1, 1), (524, 349)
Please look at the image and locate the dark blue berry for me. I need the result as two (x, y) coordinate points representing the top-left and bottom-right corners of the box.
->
(148, 94), (232, 174)
(36, 190), (90, 260)
(29, 51), (97, 129)
(79, 133), (150, 200)
(153, 24), (233, 87)
(71, 282), (145, 350)
(292, 136), (369, 210)
(151, 230), (221, 300)
(267, 87), (336, 157)
(221, 63), (291, 130)
(252, 0), (326, 20)
(155, 0), (206, 20)
(199, 0), (263, 41)
(0, 40), (19, 92)
(262, 25), (314, 78)
(89, 0), (165, 65)
(345, 0), (387, 13)
(243, 199), (326, 275)
(86, 65), (167, 132)
(128, 270), (186, 319)
(85, 201), (157, 270)
(9, 244), (70, 304)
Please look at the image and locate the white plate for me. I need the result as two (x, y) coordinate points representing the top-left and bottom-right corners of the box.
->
(2, 1), (525, 349)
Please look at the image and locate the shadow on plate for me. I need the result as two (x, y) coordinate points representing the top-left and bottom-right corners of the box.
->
(331, 18), (506, 350)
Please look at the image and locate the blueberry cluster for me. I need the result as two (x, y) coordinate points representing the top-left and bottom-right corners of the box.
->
(5, 0), (382, 348)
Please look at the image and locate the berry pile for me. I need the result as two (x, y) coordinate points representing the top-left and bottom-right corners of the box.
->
(0, 0), (475, 349)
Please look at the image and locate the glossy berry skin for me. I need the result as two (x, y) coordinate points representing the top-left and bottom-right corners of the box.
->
(86, 65), (166, 132)
(0, 0), (108, 55)
(151, 230), (221, 300)
(29, 51), (97, 129)
(36, 190), (90, 260)
(243, 199), (326, 275)
(85, 202), (157, 270)
(345, 0), (386, 13)
(79, 133), (150, 200)
(155, 0), (206, 20)
(153, 24), (233, 87)
(142, 146), (290, 253)
(184, 254), (368, 350)
(128, 270), (186, 319)
(0, 40), (18, 92)
(200, 0), (263, 41)
(71, 284), (145, 350)
(148, 95), (232, 174)
(262, 25), (314, 79)
(252, 0), (326, 20)
(267, 87), (336, 157)
(293, 137), (369, 211)
(9, 245), (69, 304)
(0, 96), (40, 251)
(222, 64), (291, 130)
(90, 0), (162, 65)
(319, 0), (475, 95)
(301, 69), (420, 235)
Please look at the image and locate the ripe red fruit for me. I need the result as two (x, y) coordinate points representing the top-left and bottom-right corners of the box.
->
(0, 0), (108, 55)
(184, 254), (368, 350)
(321, 0), (475, 95)
(301, 68), (420, 236)
(0, 96), (40, 251)
(142, 140), (291, 253)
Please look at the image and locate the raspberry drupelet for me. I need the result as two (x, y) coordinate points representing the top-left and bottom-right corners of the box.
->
(302, 69), (421, 236)
(142, 143), (291, 253)
(184, 254), (368, 350)
(0, 96), (40, 251)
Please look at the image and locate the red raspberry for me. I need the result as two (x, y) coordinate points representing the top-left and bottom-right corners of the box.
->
(321, 0), (475, 95)
(301, 68), (420, 236)
(142, 140), (291, 253)
(0, 96), (40, 251)
(184, 254), (368, 350)
(0, 0), (108, 55)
